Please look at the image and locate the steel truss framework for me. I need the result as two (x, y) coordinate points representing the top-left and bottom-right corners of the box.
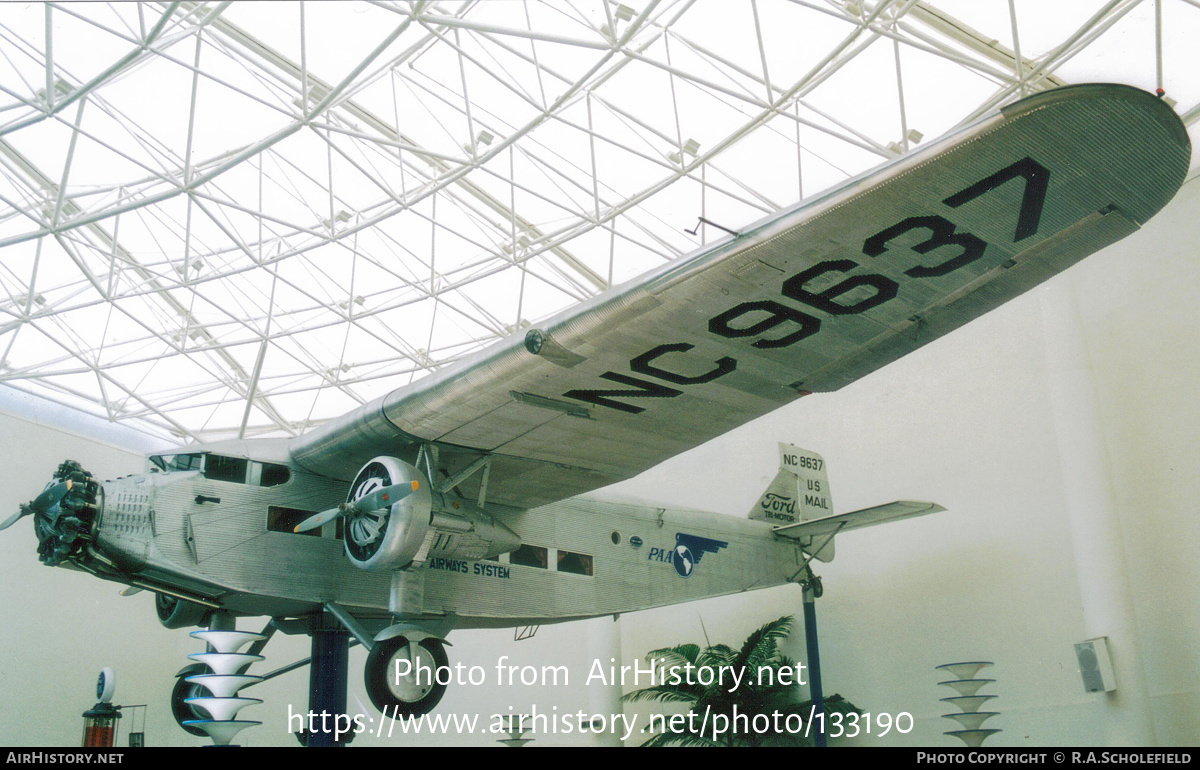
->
(0, 0), (1197, 442)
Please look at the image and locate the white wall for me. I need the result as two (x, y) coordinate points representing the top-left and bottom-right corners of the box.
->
(2, 172), (1198, 748)
(0, 401), (187, 746)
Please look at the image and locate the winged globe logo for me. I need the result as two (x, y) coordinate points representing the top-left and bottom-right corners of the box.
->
(672, 533), (729, 578)
(673, 544), (696, 577)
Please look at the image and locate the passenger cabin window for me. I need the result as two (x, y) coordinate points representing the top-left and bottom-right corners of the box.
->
(251, 461), (290, 487)
(557, 550), (593, 576)
(510, 544), (548, 569)
(268, 506), (321, 537)
(205, 455), (248, 484)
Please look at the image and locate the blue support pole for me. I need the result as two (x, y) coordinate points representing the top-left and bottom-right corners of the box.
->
(306, 615), (350, 747)
(803, 581), (826, 747)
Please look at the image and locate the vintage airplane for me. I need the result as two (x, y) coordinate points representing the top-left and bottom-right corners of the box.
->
(3, 83), (1191, 736)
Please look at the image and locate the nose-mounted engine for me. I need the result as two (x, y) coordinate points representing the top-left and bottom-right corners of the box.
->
(295, 456), (520, 571)
(13, 460), (104, 567)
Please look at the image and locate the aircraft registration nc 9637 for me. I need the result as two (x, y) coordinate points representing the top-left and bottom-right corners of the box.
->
(5, 84), (1191, 724)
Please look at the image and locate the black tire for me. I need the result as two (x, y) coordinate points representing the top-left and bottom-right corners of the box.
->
(170, 663), (213, 737)
(155, 593), (209, 629)
(364, 636), (448, 717)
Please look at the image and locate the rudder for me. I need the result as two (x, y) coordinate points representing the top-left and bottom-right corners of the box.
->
(749, 444), (833, 525)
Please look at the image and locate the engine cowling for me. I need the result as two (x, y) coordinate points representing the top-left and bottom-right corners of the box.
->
(344, 457), (433, 571)
(343, 456), (521, 572)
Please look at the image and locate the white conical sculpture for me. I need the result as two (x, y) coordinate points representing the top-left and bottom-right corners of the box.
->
(186, 720), (262, 747)
(945, 728), (1002, 747)
(943, 712), (1000, 731)
(937, 661), (1000, 747)
(187, 652), (264, 676)
(940, 695), (997, 713)
(935, 661), (992, 680)
(184, 627), (267, 746)
(185, 674), (261, 699)
(183, 697), (263, 723)
(190, 630), (265, 654)
(496, 715), (533, 747)
(937, 678), (995, 697)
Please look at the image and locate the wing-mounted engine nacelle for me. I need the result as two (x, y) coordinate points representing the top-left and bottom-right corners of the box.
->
(342, 456), (519, 572)
(343, 456), (432, 571)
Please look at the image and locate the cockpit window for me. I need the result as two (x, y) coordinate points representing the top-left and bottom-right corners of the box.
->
(148, 453), (204, 473)
(148, 453), (288, 487)
(205, 455), (249, 483)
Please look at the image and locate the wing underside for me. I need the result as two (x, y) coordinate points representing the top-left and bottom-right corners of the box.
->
(290, 84), (1190, 510)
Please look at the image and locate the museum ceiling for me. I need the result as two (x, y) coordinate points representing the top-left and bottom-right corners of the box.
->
(1, 1), (1197, 442)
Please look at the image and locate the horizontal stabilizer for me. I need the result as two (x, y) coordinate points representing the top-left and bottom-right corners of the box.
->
(773, 500), (945, 540)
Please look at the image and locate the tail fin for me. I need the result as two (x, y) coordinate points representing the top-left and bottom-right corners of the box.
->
(750, 444), (835, 561)
(749, 444), (833, 525)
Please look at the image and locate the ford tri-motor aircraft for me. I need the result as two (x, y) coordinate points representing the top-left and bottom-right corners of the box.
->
(5, 84), (1191, 732)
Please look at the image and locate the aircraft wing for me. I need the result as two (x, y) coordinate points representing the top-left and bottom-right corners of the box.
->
(290, 84), (1190, 510)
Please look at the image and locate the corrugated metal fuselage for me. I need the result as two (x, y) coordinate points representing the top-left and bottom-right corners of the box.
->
(93, 464), (804, 628)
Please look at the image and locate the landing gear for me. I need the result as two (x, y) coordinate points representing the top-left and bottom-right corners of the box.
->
(808, 573), (823, 599)
(363, 635), (448, 717)
(156, 593), (210, 629)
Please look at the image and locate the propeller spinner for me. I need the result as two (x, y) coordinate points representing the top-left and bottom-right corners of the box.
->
(293, 480), (419, 534)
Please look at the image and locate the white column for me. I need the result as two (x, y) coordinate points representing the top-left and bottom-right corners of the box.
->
(583, 614), (625, 746)
(1041, 283), (1156, 745)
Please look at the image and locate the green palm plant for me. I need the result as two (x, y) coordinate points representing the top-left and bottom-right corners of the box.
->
(623, 615), (859, 746)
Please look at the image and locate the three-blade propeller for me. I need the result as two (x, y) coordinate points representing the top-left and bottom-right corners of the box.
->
(1, 480), (72, 532)
(293, 480), (419, 534)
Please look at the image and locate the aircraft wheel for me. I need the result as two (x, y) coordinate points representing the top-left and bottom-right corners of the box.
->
(155, 593), (209, 629)
(364, 636), (448, 717)
(170, 663), (213, 737)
